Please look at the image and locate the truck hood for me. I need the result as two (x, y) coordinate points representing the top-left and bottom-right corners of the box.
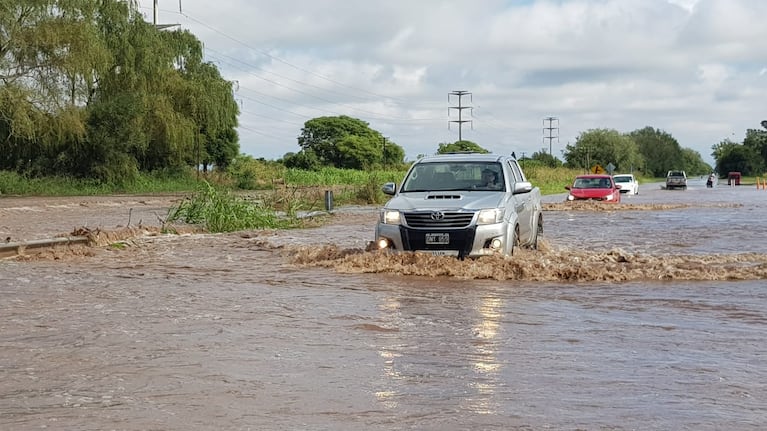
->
(384, 191), (505, 211)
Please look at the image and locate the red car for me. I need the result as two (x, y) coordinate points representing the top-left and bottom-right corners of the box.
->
(565, 174), (621, 203)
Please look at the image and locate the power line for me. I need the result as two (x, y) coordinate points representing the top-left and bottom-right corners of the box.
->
(173, 10), (441, 109)
(204, 48), (443, 122)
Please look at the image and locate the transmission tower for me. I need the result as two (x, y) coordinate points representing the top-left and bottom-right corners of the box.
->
(543, 116), (559, 155)
(448, 90), (473, 141)
(153, 0), (181, 29)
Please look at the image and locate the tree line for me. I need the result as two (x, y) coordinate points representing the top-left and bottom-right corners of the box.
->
(556, 127), (711, 177)
(1, 0), (239, 183)
(556, 125), (767, 177)
(287, 117), (767, 179)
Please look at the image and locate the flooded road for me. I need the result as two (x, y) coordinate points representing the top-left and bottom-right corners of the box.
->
(2, 179), (767, 430)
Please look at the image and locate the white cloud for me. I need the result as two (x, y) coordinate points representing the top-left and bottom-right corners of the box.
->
(154, 0), (767, 164)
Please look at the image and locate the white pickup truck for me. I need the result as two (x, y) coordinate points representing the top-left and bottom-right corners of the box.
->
(373, 153), (543, 258)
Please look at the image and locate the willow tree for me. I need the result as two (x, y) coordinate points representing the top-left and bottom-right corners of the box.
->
(0, 0), (108, 173)
(90, 3), (239, 178)
(164, 47), (240, 171)
(1, 0), (240, 182)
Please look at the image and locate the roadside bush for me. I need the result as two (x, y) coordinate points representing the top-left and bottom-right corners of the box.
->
(167, 181), (301, 232)
(227, 155), (286, 189)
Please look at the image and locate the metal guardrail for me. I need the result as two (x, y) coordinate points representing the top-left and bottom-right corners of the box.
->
(0, 236), (89, 259)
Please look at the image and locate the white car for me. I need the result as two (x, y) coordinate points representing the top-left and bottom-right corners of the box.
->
(613, 174), (639, 195)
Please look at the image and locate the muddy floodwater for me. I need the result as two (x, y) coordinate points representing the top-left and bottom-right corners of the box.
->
(2, 179), (767, 430)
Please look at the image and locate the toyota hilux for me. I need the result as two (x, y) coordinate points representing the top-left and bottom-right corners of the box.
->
(374, 153), (543, 258)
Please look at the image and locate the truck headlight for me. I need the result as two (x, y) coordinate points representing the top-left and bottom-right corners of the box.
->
(477, 208), (503, 225)
(381, 210), (401, 225)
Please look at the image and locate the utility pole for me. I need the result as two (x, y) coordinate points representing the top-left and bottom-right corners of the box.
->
(542, 116), (559, 155)
(382, 136), (388, 167)
(448, 90), (473, 141)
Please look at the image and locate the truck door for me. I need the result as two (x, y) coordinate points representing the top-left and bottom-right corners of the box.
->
(508, 160), (533, 242)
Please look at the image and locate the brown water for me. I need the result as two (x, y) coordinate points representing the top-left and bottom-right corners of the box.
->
(1, 180), (766, 430)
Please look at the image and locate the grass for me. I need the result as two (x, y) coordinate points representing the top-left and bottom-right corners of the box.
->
(522, 166), (584, 195)
(0, 170), (201, 196)
(166, 181), (303, 233)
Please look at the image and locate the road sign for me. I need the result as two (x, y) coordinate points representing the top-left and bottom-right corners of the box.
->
(606, 163), (615, 174)
(591, 164), (605, 174)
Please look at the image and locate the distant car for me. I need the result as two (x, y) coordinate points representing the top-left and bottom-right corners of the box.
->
(565, 174), (621, 203)
(612, 174), (639, 195)
(666, 170), (687, 190)
(727, 171), (741, 186)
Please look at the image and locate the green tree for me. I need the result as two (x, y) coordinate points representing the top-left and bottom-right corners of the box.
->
(711, 137), (739, 162)
(530, 151), (562, 168)
(0, 0), (107, 172)
(743, 128), (767, 171)
(336, 135), (380, 170)
(714, 143), (764, 176)
(627, 127), (683, 177)
(680, 148), (712, 176)
(296, 115), (404, 169)
(0, 0), (239, 181)
(382, 138), (406, 169)
(283, 150), (320, 170)
(437, 140), (488, 154)
(563, 129), (643, 173)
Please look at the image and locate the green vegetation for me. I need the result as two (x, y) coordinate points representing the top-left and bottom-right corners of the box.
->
(437, 140), (488, 154)
(711, 128), (767, 177)
(285, 116), (406, 170)
(1, 1), (239, 183)
(562, 127), (714, 177)
(167, 182), (302, 233)
(520, 164), (583, 195)
(0, 170), (201, 196)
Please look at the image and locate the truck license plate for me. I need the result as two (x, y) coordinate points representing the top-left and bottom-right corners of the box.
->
(423, 250), (459, 256)
(425, 233), (450, 245)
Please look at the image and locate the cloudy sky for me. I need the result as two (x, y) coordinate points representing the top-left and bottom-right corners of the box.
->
(143, 0), (767, 165)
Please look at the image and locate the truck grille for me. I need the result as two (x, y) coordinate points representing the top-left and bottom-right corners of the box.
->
(403, 211), (475, 228)
(400, 226), (476, 257)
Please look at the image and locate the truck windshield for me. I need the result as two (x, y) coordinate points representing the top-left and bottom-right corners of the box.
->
(402, 162), (505, 192)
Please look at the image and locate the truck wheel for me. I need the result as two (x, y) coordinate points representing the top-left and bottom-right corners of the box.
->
(529, 214), (543, 250)
(510, 224), (520, 256)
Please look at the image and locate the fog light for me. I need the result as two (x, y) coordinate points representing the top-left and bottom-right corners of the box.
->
(490, 238), (502, 249)
(377, 238), (390, 249)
